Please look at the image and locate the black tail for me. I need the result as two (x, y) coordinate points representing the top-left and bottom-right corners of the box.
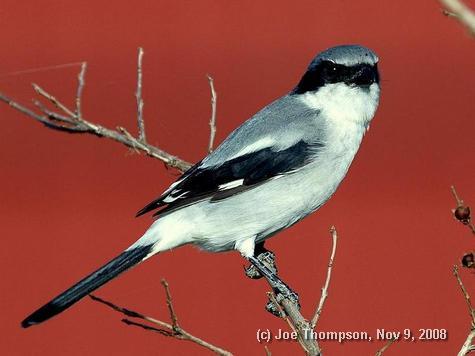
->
(21, 244), (154, 328)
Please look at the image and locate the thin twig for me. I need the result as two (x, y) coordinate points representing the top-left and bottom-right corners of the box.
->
(0, 91), (192, 172)
(136, 47), (146, 142)
(122, 318), (175, 337)
(454, 265), (475, 355)
(33, 100), (78, 125)
(458, 329), (475, 356)
(443, 9), (459, 17)
(375, 337), (397, 356)
(1, 50), (194, 171)
(440, 0), (475, 34)
(452, 185), (464, 206)
(454, 265), (475, 325)
(76, 62), (87, 119)
(0, 92), (72, 130)
(311, 226), (338, 328)
(32, 83), (76, 118)
(259, 229), (340, 355)
(161, 278), (179, 331)
(89, 281), (233, 356)
(207, 74), (217, 153)
(264, 345), (272, 356)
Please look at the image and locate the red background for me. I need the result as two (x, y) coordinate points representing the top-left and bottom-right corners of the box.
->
(1, 1), (474, 355)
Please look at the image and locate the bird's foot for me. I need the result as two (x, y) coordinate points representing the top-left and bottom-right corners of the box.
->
(266, 289), (300, 316)
(244, 251), (277, 279)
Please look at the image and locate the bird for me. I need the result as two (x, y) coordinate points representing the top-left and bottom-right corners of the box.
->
(22, 44), (380, 328)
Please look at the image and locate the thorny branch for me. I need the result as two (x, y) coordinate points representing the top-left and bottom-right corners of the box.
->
(89, 279), (232, 356)
(440, 0), (475, 34)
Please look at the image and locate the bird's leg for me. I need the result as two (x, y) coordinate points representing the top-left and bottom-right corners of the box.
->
(247, 255), (300, 316)
(244, 242), (277, 279)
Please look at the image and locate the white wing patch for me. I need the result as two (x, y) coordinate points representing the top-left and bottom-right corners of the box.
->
(229, 136), (275, 160)
(218, 179), (244, 191)
(163, 191), (188, 203)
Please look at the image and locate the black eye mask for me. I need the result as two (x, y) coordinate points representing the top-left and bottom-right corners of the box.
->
(292, 61), (379, 94)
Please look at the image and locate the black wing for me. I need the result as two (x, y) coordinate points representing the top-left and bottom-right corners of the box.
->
(136, 140), (321, 218)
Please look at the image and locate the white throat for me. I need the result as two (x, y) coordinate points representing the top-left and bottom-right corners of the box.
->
(299, 82), (380, 128)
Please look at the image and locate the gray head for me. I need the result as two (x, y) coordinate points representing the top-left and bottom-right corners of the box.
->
(292, 45), (380, 94)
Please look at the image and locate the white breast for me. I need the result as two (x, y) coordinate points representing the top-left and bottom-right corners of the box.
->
(300, 82), (380, 129)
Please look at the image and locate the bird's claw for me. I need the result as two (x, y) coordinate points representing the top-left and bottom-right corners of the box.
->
(265, 289), (301, 317)
(276, 288), (300, 310)
(244, 251), (277, 279)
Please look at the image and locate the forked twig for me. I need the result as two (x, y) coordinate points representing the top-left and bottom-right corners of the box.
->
(32, 83), (76, 118)
(261, 227), (340, 355)
(0, 49), (192, 172)
(89, 280), (233, 356)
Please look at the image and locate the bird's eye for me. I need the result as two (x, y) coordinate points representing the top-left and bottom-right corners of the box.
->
(332, 66), (337, 71)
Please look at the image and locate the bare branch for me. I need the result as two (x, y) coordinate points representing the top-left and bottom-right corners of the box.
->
(121, 318), (175, 337)
(459, 329), (475, 356)
(279, 298), (321, 355)
(454, 265), (475, 325)
(33, 100), (79, 126)
(136, 47), (146, 142)
(0, 91), (192, 172)
(264, 345), (271, 356)
(440, 0), (475, 34)
(1, 50), (195, 172)
(454, 265), (475, 355)
(375, 337), (397, 356)
(89, 281), (233, 356)
(452, 185), (465, 206)
(76, 62), (87, 119)
(443, 9), (459, 17)
(259, 228), (339, 355)
(311, 226), (338, 328)
(161, 278), (180, 331)
(0, 92), (64, 128)
(32, 83), (76, 118)
(207, 74), (217, 153)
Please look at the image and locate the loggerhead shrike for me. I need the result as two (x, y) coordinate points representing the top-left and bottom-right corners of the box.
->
(22, 44), (380, 328)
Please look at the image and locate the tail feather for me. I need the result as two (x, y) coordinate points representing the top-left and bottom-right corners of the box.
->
(21, 244), (154, 328)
